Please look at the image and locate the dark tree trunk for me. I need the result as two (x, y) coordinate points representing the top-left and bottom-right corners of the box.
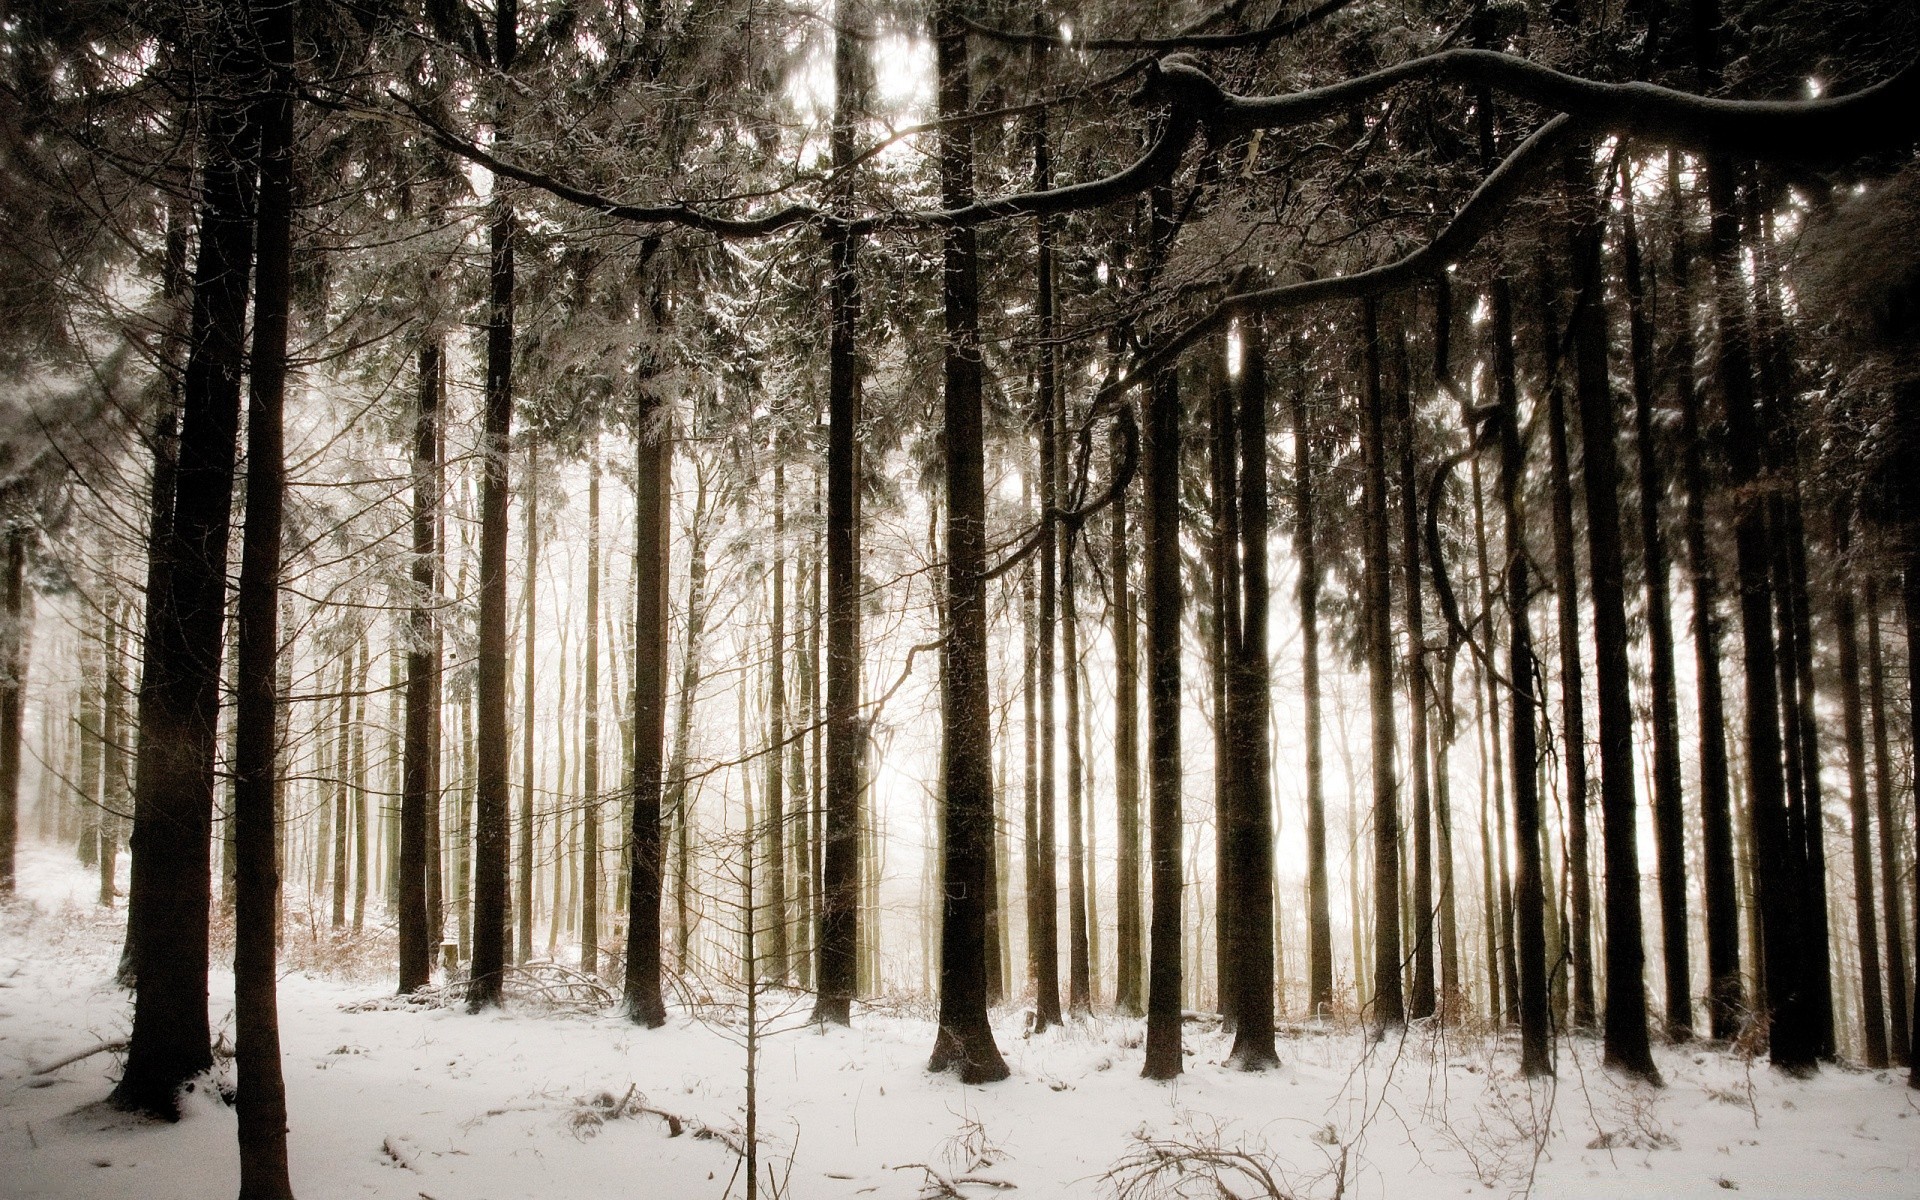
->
(468, 0), (517, 1011)
(925, 3), (1007, 1083)
(399, 339), (441, 994)
(517, 446), (538, 966)
(1904, 563), (1920, 1088)
(1565, 153), (1658, 1082)
(664, 471), (709, 968)
(1705, 153), (1814, 1072)
(582, 449), (601, 977)
(1542, 283), (1597, 1034)
(1489, 273), (1551, 1077)
(1621, 193), (1692, 1041)
(1834, 507), (1888, 1067)
(766, 458), (788, 984)
(114, 12), (260, 1114)
(811, 1), (863, 1026)
(1210, 362), (1239, 1023)
(1112, 415), (1143, 1017)
(1141, 352), (1184, 1080)
(1029, 86), (1063, 1033)
(1391, 313), (1435, 1024)
(624, 381), (669, 1028)
(1867, 580), (1911, 1065)
(1063, 511), (1090, 1015)
(1225, 320), (1277, 1069)
(1361, 299), (1404, 1032)
(0, 526), (22, 897)
(231, 7), (295, 1183)
(1288, 358), (1333, 1021)
(1669, 148), (1743, 1041)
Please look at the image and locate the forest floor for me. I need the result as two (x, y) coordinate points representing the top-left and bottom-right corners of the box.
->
(2, 844), (1916, 1200)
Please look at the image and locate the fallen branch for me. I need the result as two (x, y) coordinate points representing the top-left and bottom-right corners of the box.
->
(892, 1162), (1019, 1197)
(31, 1038), (127, 1075)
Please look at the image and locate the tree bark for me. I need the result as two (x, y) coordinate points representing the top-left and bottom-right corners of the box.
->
(517, 445), (538, 966)
(0, 525), (23, 897)
(1834, 506), (1888, 1066)
(1112, 414), (1143, 1017)
(468, 0), (518, 1011)
(115, 8), (260, 1112)
(1288, 357), (1333, 1021)
(1669, 148), (1743, 1041)
(1141, 350), (1185, 1080)
(1226, 320), (1277, 1069)
(231, 6), (296, 1180)
(624, 368), (670, 1027)
(399, 338), (441, 993)
(926, 2), (1007, 1083)
(582, 446), (601, 976)
(1391, 312), (1435, 1023)
(1621, 192), (1692, 1040)
(1361, 299), (1404, 1033)
(1867, 579), (1911, 1065)
(811, 2), (863, 1027)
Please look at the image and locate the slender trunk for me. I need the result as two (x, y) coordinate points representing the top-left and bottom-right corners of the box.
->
(625, 379), (669, 1028)
(231, 14), (295, 1181)
(517, 445), (538, 966)
(1670, 148), (1744, 1040)
(926, 2), (1007, 1083)
(1211, 361), (1239, 1022)
(767, 458), (788, 984)
(468, 0), (518, 1010)
(1491, 274), (1551, 1077)
(331, 654), (350, 929)
(1141, 351), (1185, 1079)
(666, 475), (709, 968)
(1622, 193), (1692, 1040)
(1543, 286), (1597, 1033)
(1707, 154), (1813, 1071)
(1226, 320), (1277, 1069)
(1289, 363), (1333, 1019)
(1063, 512), (1089, 1014)
(399, 339), (441, 992)
(1030, 82), (1063, 1032)
(1362, 299), (1404, 1032)
(1834, 508), (1888, 1066)
(1867, 581), (1911, 1064)
(1566, 152), (1658, 1081)
(352, 637), (369, 933)
(811, 2), (863, 1025)
(1112, 415), (1143, 1017)
(0, 527), (23, 896)
(114, 24), (258, 1109)
(582, 448), (601, 975)
(1393, 313), (1435, 1023)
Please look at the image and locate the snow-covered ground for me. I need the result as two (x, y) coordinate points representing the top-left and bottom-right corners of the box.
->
(2, 842), (1916, 1200)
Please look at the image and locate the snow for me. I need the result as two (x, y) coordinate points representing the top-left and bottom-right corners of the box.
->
(3, 842), (1916, 1199)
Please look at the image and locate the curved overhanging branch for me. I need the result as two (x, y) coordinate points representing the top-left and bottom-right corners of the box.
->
(1095, 112), (1581, 412)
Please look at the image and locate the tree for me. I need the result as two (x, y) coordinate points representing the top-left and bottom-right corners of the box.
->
(1361, 297), (1404, 1033)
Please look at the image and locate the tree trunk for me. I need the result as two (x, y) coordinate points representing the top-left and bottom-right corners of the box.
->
(625, 378), (670, 1028)
(1361, 299), (1404, 1033)
(1669, 148), (1743, 1041)
(332, 655), (350, 929)
(517, 445), (538, 966)
(1867, 579), (1911, 1065)
(1210, 360), (1239, 1023)
(665, 470), (709, 969)
(1289, 359), (1334, 1020)
(231, 12), (296, 1181)
(114, 14), (259, 1111)
(1141, 348), (1185, 1080)
(926, 3), (1007, 1083)
(0, 525), (23, 897)
(352, 637), (369, 933)
(1392, 312), (1435, 1023)
(582, 446), (602, 976)
(1621, 192), (1692, 1040)
(399, 338), (441, 993)
(468, 0), (517, 1011)
(1490, 273), (1551, 1077)
(811, 1), (863, 1026)
(1833, 507), (1888, 1066)
(1706, 153), (1813, 1071)
(1029, 83), (1064, 1033)
(1542, 281), (1596, 1034)
(1226, 320), (1277, 1069)
(1112, 414), (1143, 1017)
(1565, 152), (1658, 1082)
(758, 457), (785, 984)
